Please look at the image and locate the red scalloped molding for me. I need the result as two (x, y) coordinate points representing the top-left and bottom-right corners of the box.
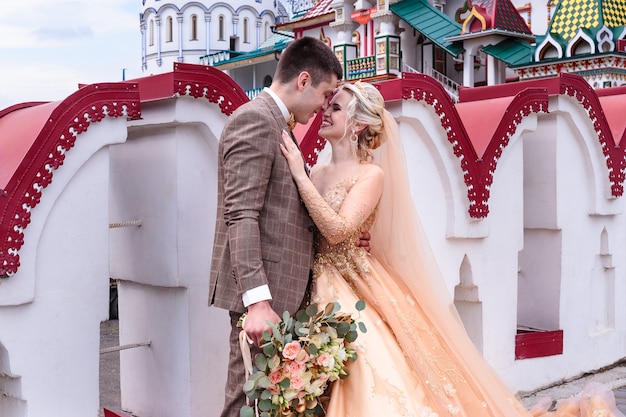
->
(172, 62), (249, 115)
(399, 73), (548, 218)
(0, 83), (141, 277)
(558, 73), (626, 196)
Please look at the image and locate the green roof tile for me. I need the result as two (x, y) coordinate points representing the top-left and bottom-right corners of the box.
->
(390, 0), (464, 56)
(482, 38), (533, 66)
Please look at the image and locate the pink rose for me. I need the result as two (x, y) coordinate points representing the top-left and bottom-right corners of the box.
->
(268, 370), (283, 384)
(295, 349), (309, 364)
(282, 341), (302, 360)
(289, 375), (305, 391)
(284, 360), (305, 375)
(316, 352), (331, 367)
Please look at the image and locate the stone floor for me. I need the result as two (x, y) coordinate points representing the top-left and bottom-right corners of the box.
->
(99, 319), (626, 416)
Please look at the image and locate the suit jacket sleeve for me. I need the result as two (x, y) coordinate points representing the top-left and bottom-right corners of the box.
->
(221, 104), (276, 295)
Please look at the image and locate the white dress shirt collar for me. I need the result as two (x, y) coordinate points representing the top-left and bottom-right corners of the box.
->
(264, 87), (290, 124)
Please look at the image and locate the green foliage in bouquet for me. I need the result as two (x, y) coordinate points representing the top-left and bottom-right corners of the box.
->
(240, 301), (367, 417)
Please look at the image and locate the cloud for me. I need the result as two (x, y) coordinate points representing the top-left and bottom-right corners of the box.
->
(0, 0), (138, 49)
(31, 26), (94, 42)
(0, 1), (142, 109)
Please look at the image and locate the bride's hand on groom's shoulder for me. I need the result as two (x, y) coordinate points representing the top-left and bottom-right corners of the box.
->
(243, 300), (281, 346)
(279, 129), (308, 184)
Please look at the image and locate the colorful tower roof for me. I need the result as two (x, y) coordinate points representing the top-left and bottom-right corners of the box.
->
(549, 0), (626, 42)
(464, 0), (533, 34)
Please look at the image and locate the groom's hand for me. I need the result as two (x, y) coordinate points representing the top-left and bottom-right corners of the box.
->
(243, 300), (281, 346)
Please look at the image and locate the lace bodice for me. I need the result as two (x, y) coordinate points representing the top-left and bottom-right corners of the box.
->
(301, 175), (378, 302)
(313, 175), (377, 256)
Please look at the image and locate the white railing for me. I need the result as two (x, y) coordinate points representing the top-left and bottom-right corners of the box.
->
(200, 51), (231, 66)
(404, 63), (459, 102)
(402, 63), (420, 74)
(427, 65), (460, 102)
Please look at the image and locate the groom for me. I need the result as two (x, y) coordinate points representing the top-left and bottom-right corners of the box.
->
(209, 37), (344, 417)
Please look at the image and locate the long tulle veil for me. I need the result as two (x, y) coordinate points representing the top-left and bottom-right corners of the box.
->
(370, 110), (455, 313)
(369, 110), (537, 416)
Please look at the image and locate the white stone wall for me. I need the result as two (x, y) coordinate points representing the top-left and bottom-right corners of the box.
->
(0, 117), (128, 416)
(109, 96), (231, 417)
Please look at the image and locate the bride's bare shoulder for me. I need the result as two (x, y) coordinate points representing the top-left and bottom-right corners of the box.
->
(359, 162), (384, 180)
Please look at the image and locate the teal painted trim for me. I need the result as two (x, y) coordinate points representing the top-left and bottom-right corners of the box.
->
(390, 0), (464, 56)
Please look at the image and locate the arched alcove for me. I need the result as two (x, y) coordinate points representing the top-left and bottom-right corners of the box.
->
(535, 35), (563, 61)
(567, 29), (595, 57)
(596, 27), (615, 53)
(454, 255), (484, 353)
(589, 227), (615, 334)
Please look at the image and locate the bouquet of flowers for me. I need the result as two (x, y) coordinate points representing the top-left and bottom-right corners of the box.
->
(240, 301), (366, 417)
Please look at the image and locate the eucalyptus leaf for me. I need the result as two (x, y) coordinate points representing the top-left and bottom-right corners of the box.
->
(305, 304), (318, 317)
(355, 299), (366, 311)
(359, 321), (368, 333)
(243, 379), (256, 394)
(295, 309), (309, 322)
(279, 377), (291, 389)
(324, 302), (335, 315)
(255, 354), (268, 371)
(240, 405), (255, 417)
(336, 322), (350, 337)
(258, 375), (271, 389)
(345, 330), (357, 343)
(258, 399), (273, 412)
(263, 344), (277, 357)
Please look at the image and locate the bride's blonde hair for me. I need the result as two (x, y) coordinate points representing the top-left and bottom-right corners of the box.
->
(341, 81), (385, 162)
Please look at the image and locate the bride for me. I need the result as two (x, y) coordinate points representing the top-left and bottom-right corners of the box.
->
(279, 81), (624, 417)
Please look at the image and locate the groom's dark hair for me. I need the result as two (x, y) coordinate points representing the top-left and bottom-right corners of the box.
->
(274, 37), (343, 86)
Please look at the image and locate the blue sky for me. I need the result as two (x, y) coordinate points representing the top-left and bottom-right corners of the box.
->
(0, 1), (143, 110)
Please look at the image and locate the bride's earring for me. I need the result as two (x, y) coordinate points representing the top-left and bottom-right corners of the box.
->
(350, 130), (359, 157)
(350, 130), (358, 144)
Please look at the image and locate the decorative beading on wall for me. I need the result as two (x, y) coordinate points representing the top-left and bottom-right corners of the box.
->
(559, 72), (626, 196)
(0, 83), (141, 277)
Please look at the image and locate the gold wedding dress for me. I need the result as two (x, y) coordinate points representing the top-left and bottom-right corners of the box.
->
(298, 114), (624, 417)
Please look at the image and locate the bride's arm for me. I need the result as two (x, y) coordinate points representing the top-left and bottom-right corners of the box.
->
(299, 170), (383, 244)
(280, 131), (384, 245)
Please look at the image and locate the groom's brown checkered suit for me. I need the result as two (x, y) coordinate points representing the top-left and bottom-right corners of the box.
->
(209, 91), (315, 417)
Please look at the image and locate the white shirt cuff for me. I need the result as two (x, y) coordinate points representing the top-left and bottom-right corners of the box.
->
(242, 285), (272, 307)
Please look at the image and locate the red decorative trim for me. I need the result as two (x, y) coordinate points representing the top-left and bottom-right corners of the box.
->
(299, 112), (326, 167)
(171, 63), (249, 115)
(0, 83), (141, 277)
(399, 72), (548, 218)
(559, 73), (626, 196)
